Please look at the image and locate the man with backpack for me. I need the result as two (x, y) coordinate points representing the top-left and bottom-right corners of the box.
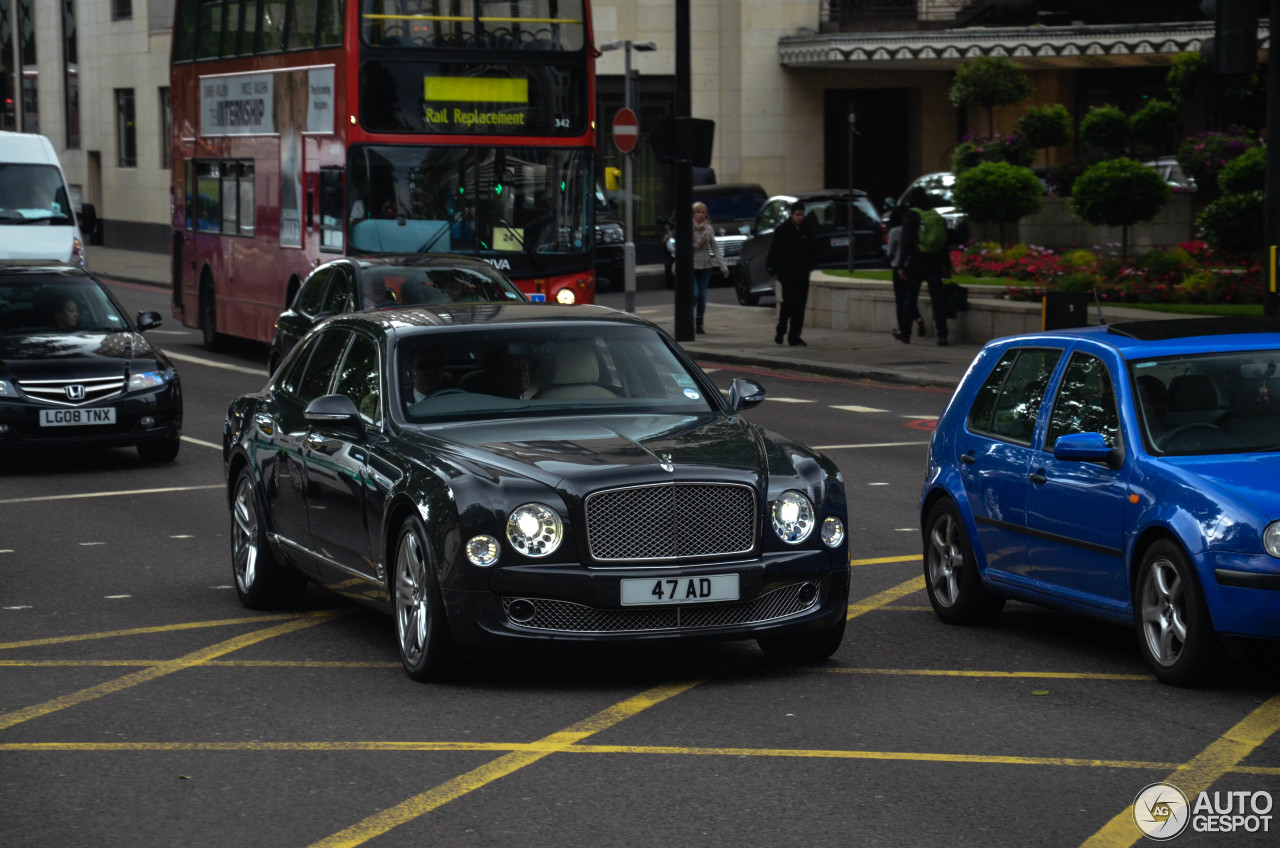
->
(893, 186), (952, 346)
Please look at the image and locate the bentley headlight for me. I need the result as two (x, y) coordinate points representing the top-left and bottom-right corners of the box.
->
(506, 503), (563, 557)
(465, 535), (500, 567)
(128, 370), (170, 391)
(770, 491), (815, 544)
(820, 516), (846, 549)
(1265, 521), (1280, 557)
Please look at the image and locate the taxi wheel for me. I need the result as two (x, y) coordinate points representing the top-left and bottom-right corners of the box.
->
(924, 500), (1005, 625)
(757, 604), (846, 663)
(1136, 540), (1220, 686)
(393, 516), (462, 682)
(230, 468), (306, 609)
(137, 437), (180, 463)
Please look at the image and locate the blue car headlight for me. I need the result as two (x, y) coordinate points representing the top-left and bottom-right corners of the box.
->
(128, 370), (171, 391)
(1265, 521), (1280, 558)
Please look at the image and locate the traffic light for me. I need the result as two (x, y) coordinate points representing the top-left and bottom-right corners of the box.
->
(1200, 0), (1259, 75)
(604, 167), (621, 191)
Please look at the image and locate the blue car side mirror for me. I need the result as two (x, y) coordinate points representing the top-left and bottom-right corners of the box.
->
(1052, 432), (1120, 468)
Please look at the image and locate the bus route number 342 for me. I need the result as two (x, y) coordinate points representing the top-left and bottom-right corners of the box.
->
(620, 574), (740, 606)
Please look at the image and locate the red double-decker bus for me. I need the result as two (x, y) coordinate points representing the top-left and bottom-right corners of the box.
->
(170, 1), (598, 348)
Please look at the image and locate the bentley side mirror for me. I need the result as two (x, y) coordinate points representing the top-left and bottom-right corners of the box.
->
(727, 378), (766, 412)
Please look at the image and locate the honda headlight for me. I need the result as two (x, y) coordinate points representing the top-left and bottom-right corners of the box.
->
(0, 379), (19, 398)
(597, 222), (624, 244)
(770, 491), (815, 544)
(1264, 521), (1280, 557)
(128, 370), (171, 391)
(506, 503), (563, 557)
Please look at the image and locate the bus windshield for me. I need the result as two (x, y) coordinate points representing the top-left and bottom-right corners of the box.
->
(347, 145), (592, 258)
(361, 0), (586, 51)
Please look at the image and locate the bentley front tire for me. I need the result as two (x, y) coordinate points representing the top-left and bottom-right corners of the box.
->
(394, 516), (462, 682)
(230, 468), (306, 609)
(758, 605), (846, 663)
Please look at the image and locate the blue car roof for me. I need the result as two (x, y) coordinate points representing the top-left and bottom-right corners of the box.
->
(1005, 317), (1280, 361)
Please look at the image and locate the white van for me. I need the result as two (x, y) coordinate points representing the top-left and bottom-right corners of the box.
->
(0, 132), (94, 268)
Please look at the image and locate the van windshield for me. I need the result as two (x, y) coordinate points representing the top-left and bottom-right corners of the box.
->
(0, 164), (73, 224)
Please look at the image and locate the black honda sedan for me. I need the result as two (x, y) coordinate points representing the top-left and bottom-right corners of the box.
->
(0, 264), (182, 461)
(267, 254), (526, 373)
(224, 304), (849, 681)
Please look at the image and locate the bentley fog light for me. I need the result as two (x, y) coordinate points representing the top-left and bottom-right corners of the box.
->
(770, 491), (815, 544)
(506, 503), (563, 557)
(820, 516), (846, 548)
(466, 534), (500, 567)
(1265, 521), (1280, 558)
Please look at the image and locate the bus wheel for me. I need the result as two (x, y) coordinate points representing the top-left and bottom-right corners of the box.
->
(199, 280), (222, 351)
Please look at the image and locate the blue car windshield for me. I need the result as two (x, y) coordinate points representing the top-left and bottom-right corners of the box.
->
(398, 324), (717, 422)
(1132, 350), (1280, 455)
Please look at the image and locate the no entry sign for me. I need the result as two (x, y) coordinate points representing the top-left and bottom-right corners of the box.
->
(612, 107), (639, 154)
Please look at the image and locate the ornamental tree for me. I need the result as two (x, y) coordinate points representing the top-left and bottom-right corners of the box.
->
(949, 56), (1034, 137)
(1070, 158), (1170, 260)
(1016, 104), (1071, 168)
(953, 161), (1043, 245)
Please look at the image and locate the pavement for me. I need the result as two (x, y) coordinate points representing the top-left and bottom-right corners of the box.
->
(85, 244), (987, 390)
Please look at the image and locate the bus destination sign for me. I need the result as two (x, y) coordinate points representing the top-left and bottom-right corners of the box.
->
(423, 76), (531, 132)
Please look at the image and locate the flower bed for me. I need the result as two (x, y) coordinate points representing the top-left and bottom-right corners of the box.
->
(951, 241), (1265, 305)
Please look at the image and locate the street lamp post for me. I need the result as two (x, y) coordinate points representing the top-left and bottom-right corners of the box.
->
(600, 40), (657, 314)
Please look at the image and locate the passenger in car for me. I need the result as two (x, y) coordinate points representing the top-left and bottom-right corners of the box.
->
(46, 294), (79, 331)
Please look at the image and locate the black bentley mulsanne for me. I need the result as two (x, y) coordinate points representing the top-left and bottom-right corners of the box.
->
(223, 304), (849, 680)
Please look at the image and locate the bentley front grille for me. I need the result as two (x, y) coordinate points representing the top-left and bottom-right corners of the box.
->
(585, 482), (756, 562)
(19, 376), (125, 407)
(502, 581), (821, 634)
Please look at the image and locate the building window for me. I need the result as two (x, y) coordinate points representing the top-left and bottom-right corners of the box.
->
(62, 0), (79, 147)
(18, 0), (36, 132)
(159, 87), (172, 169)
(116, 88), (137, 167)
(112, 0), (131, 20)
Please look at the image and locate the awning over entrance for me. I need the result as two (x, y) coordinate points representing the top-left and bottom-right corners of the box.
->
(779, 21), (1270, 70)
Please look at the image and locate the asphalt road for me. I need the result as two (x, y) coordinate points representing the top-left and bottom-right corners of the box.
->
(2, 279), (1278, 847)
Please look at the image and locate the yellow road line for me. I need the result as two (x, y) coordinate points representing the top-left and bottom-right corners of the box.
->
(0, 613), (310, 650)
(307, 680), (703, 848)
(815, 667), (1151, 681)
(849, 576), (924, 619)
(1081, 692), (1280, 848)
(850, 555), (919, 566)
(0, 611), (347, 731)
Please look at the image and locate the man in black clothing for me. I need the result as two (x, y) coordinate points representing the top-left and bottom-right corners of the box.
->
(766, 202), (817, 346)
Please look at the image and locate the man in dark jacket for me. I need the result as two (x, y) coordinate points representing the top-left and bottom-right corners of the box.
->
(766, 201), (817, 346)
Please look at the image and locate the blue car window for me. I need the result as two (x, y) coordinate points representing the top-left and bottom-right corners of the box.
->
(1046, 353), (1119, 450)
(967, 347), (1062, 444)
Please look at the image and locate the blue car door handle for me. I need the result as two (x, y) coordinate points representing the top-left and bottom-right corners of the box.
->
(1028, 468), (1047, 485)
(961, 452), (976, 465)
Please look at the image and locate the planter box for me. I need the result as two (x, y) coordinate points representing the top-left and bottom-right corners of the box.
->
(969, 194), (1195, 251)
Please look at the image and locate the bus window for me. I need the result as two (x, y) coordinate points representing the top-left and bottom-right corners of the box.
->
(195, 161), (221, 233)
(361, 0), (585, 52)
(320, 168), (344, 251)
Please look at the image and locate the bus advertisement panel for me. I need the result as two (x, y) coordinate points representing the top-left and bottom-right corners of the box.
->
(170, 1), (597, 348)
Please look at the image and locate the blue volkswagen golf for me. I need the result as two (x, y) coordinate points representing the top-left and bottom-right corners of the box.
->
(921, 317), (1280, 685)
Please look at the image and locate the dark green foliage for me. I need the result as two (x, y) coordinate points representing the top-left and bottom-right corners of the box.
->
(954, 162), (1043, 224)
(1217, 145), (1266, 195)
(1017, 105), (1071, 151)
(1130, 100), (1181, 153)
(1070, 158), (1170, 228)
(1166, 52), (1258, 108)
(1196, 191), (1265, 258)
(952, 134), (1035, 175)
(1176, 128), (1257, 194)
(1079, 105), (1130, 154)
(949, 57), (1034, 135)
(1045, 154), (1106, 198)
